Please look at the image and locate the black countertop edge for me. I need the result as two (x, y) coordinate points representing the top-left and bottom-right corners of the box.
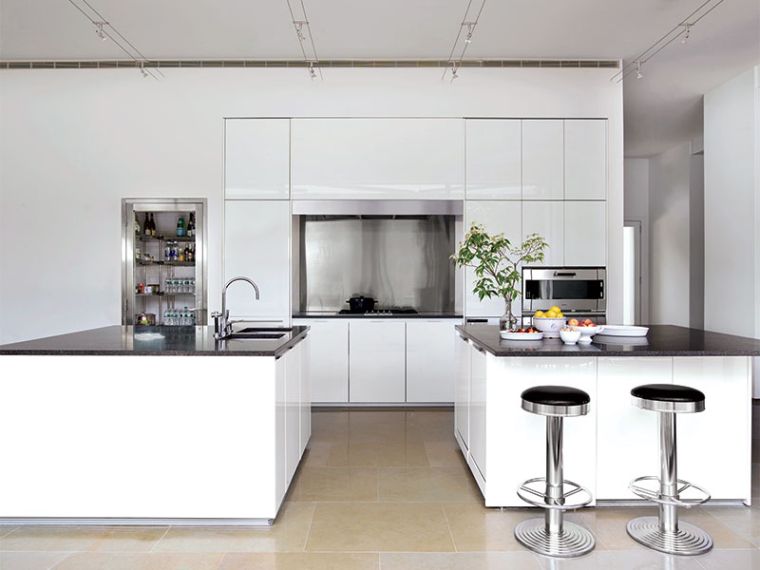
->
(0, 325), (310, 357)
(456, 324), (760, 357)
(293, 313), (463, 319)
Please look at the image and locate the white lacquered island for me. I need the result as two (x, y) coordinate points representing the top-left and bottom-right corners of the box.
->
(454, 324), (756, 507)
(0, 325), (310, 525)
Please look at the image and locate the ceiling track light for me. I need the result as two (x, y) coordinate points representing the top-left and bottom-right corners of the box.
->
(285, 0), (322, 80)
(294, 21), (307, 41)
(611, 0), (725, 83)
(94, 21), (108, 40)
(442, 0), (488, 80)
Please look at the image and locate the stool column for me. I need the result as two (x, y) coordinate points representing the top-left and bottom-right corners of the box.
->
(659, 412), (678, 533)
(545, 416), (564, 534)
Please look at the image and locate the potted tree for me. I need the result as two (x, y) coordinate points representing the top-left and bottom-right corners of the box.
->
(452, 224), (548, 331)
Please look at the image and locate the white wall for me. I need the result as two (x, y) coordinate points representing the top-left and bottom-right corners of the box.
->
(0, 68), (624, 344)
(624, 158), (650, 324)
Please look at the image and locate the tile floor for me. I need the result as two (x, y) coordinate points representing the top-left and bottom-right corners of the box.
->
(1, 404), (759, 569)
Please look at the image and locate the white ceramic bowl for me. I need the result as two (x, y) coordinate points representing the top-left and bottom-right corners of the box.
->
(575, 325), (601, 337)
(532, 317), (567, 337)
(559, 328), (582, 345)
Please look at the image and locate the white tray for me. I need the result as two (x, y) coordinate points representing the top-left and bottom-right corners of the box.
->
(500, 331), (544, 341)
(597, 325), (649, 338)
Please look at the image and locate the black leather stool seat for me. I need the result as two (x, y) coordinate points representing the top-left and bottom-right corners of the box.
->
(521, 385), (590, 417)
(631, 384), (705, 413)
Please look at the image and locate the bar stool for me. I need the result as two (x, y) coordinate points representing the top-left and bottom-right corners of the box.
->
(627, 384), (713, 556)
(514, 385), (595, 558)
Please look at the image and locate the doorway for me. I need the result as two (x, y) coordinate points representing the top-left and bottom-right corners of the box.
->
(623, 221), (642, 325)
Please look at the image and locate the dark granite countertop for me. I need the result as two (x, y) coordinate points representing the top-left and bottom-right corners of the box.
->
(0, 325), (309, 357)
(293, 312), (463, 319)
(456, 324), (760, 357)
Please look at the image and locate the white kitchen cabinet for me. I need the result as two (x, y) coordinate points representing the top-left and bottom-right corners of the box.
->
(522, 201), (564, 266)
(275, 355), (287, 507)
(454, 331), (471, 449)
(299, 339), (311, 457)
(464, 201), (522, 317)
(291, 118), (464, 199)
(225, 119), (290, 200)
(224, 201), (290, 321)
(564, 201), (606, 266)
(469, 342), (487, 479)
(406, 320), (460, 403)
(349, 320), (406, 403)
(522, 120), (564, 200)
(565, 120), (606, 200)
(292, 319), (349, 404)
(284, 342), (301, 484)
(465, 119), (521, 200)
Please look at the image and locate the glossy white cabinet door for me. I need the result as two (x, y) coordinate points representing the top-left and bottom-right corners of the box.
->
(349, 320), (406, 403)
(522, 201), (564, 266)
(565, 120), (606, 200)
(564, 201), (606, 266)
(291, 118), (464, 199)
(224, 201), (290, 320)
(225, 119), (290, 200)
(285, 342), (301, 485)
(406, 320), (459, 403)
(465, 119), (521, 200)
(464, 201), (522, 317)
(297, 339), (311, 458)
(275, 356), (287, 507)
(522, 120), (564, 200)
(469, 343), (487, 479)
(454, 332), (471, 448)
(292, 319), (349, 403)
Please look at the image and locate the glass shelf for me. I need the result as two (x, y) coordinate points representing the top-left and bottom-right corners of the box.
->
(136, 260), (195, 267)
(136, 234), (195, 243)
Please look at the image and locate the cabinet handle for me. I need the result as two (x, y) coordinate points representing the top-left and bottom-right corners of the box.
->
(472, 344), (486, 354)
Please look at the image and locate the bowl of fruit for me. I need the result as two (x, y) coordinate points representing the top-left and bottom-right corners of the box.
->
(500, 326), (544, 341)
(567, 318), (600, 344)
(532, 307), (567, 338)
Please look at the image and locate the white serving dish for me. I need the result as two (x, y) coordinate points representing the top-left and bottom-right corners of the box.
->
(501, 330), (544, 341)
(576, 325), (601, 337)
(597, 325), (649, 338)
(559, 328), (582, 345)
(531, 317), (567, 338)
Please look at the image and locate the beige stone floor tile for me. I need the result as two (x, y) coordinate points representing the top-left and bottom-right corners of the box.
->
(0, 526), (109, 551)
(304, 440), (430, 468)
(219, 552), (380, 570)
(534, 549), (703, 569)
(153, 503), (315, 553)
(697, 548), (760, 569)
(424, 441), (467, 468)
(310, 412), (350, 442)
(346, 412), (410, 444)
(442, 504), (531, 551)
(0, 526), (17, 538)
(380, 551), (543, 570)
(405, 411), (457, 443)
(89, 526), (169, 552)
(378, 467), (482, 503)
(0, 551), (72, 570)
(53, 552), (223, 570)
(703, 505), (760, 547)
(752, 463), (760, 499)
(306, 502), (454, 552)
(288, 467), (378, 502)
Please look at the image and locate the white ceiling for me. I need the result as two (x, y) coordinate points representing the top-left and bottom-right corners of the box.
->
(1, 0), (758, 156)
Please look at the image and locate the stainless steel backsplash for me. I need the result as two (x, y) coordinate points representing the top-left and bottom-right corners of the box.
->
(299, 216), (456, 312)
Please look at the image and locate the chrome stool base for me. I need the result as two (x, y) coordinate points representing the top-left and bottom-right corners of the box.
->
(514, 519), (595, 558)
(626, 516), (713, 556)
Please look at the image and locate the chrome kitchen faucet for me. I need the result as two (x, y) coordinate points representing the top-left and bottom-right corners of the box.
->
(212, 276), (261, 339)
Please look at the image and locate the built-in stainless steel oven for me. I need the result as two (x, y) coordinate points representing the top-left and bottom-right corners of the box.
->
(522, 266), (606, 319)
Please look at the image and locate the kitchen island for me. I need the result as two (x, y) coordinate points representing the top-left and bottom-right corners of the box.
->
(0, 325), (311, 524)
(454, 324), (757, 507)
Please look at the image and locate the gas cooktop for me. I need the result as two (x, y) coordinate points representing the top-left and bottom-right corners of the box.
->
(338, 307), (419, 315)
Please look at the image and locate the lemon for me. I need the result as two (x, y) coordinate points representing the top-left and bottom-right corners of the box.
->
(534, 310), (545, 318)
(550, 305), (561, 312)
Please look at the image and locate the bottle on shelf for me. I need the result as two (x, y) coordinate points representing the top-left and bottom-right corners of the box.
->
(149, 213), (157, 236)
(134, 212), (141, 235)
(143, 212), (151, 236)
(187, 213), (195, 238)
(178, 247), (186, 262)
(186, 243), (194, 263)
(176, 216), (186, 237)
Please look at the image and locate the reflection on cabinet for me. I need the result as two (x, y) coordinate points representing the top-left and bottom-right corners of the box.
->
(285, 341), (302, 485)
(564, 201), (606, 266)
(469, 342), (487, 480)
(406, 320), (459, 403)
(522, 120), (564, 200)
(565, 120), (606, 200)
(465, 119), (521, 200)
(292, 319), (349, 403)
(465, 201), (522, 317)
(291, 118), (464, 199)
(522, 201), (565, 266)
(349, 320), (406, 403)
(224, 201), (290, 321)
(224, 119), (290, 200)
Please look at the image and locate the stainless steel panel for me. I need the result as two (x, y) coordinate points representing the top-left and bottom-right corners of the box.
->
(292, 200), (463, 216)
(299, 215), (455, 313)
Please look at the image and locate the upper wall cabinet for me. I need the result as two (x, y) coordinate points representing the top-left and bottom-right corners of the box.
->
(565, 120), (607, 200)
(522, 120), (564, 200)
(523, 201), (564, 266)
(465, 119), (521, 200)
(225, 119), (290, 200)
(291, 118), (464, 200)
(564, 201), (606, 266)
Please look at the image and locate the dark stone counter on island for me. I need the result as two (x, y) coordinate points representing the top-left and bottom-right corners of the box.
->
(456, 324), (760, 357)
(0, 325), (309, 357)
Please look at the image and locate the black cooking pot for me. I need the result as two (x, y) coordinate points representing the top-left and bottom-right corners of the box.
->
(347, 295), (376, 313)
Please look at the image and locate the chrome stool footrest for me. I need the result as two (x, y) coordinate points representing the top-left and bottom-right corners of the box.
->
(517, 477), (593, 511)
(629, 475), (711, 508)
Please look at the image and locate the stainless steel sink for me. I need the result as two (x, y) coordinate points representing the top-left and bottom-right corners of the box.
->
(225, 332), (286, 340)
(238, 327), (294, 333)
